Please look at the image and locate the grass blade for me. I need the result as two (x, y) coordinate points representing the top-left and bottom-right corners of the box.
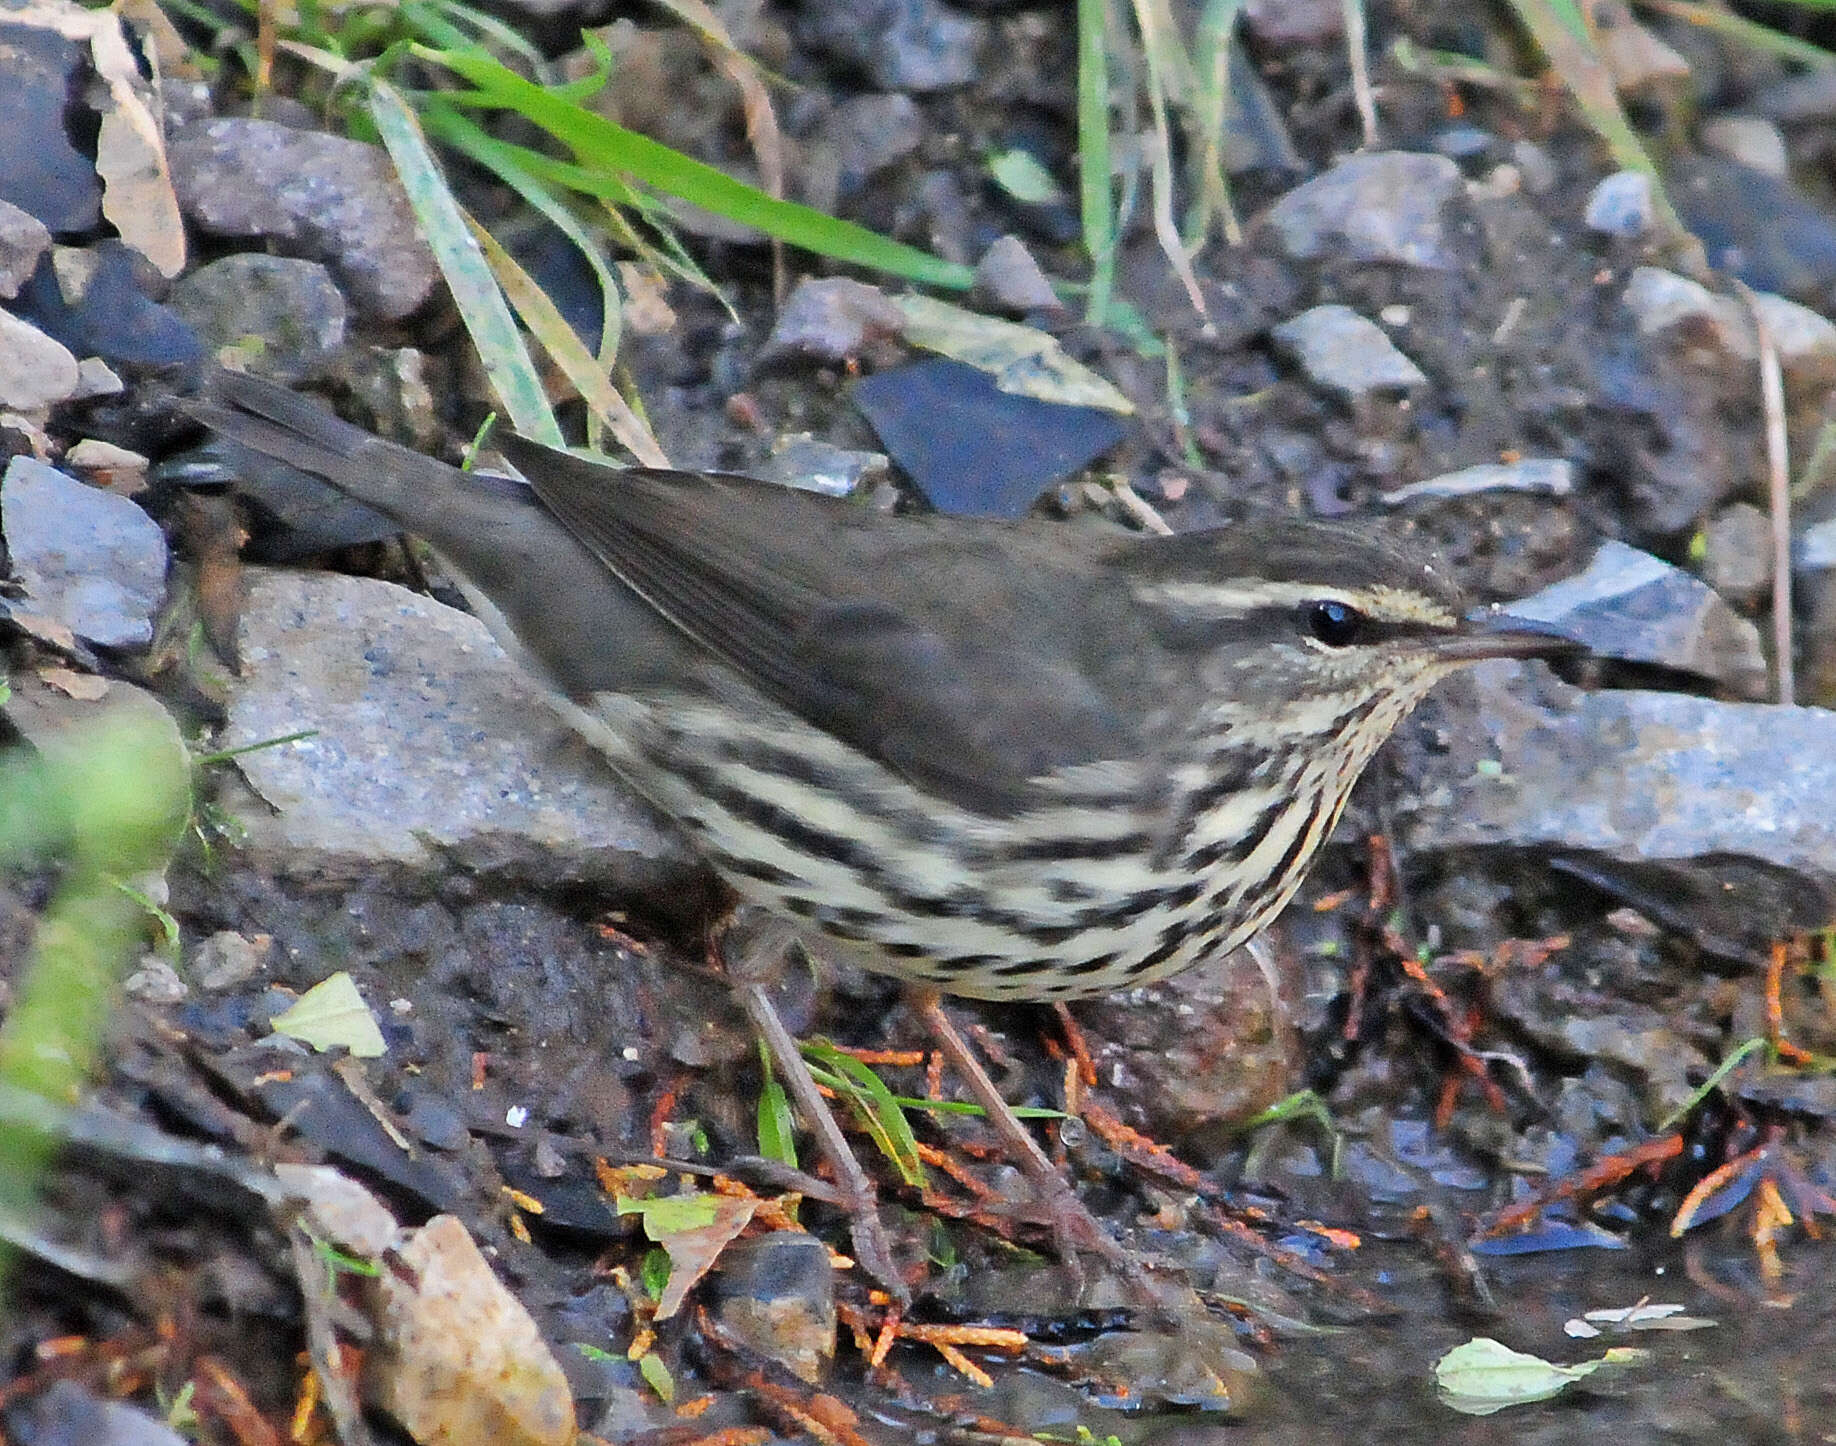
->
(367, 78), (561, 444)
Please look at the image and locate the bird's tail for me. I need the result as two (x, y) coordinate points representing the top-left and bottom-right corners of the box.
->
(184, 369), (480, 529)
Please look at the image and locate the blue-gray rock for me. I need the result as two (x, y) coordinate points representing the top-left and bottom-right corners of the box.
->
(1397, 663), (1836, 957)
(853, 357), (1126, 517)
(221, 568), (700, 896)
(2, 1379), (188, 1446)
(1503, 540), (1767, 696)
(1271, 304), (1427, 401)
(1, 457), (167, 648)
(1584, 170), (1656, 237)
(170, 118), (440, 322)
(12, 241), (202, 369)
(1800, 515), (1836, 571)
(796, 0), (987, 92)
(1263, 152), (1462, 270)
(169, 254), (347, 382)
(0, 25), (102, 233)
(1671, 153), (1836, 302)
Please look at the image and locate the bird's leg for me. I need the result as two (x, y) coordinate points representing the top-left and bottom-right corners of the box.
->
(720, 921), (910, 1307)
(906, 985), (1137, 1279)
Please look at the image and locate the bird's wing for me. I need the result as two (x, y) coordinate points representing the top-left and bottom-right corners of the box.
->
(499, 436), (1146, 815)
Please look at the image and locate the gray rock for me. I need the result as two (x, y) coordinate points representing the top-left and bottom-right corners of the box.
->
(193, 929), (272, 990)
(1699, 502), (1774, 607)
(821, 93), (923, 194)
(1596, 15), (1689, 95)
(758, 435), (888, 497)
(169, 118), (439, 322)
(1243, 0), (1341, 46)
(1622, 266), (1836, 388)
(2, 1379), (189, 1446)
(1584, 170), (1657, 236)
(714, 1233), (836, 1384)
(758, 276), (903, 367)
(1219, 44), (1303, 177)
(1511, 140), (1559, 196)
(914, 169), (973, 265)
(1670, 153), (1836, 301)
(1699, 115), (1788, 178)
(1801, 515), (1836, 570)
(796, 0), (987, 92)
(73, 356), (124, 399)
(222, 569), (699, 895)
(1434, 124), (1499, 163)
(1271, 304), (1427, 401)
(0, 306), (78, 409)
(1263, 152), (1462, 270)
(1, 457), (167, 648)
(0, 198), (51, 297)
(1504, 540), (1767, 696)
(1397, 664), (1836, 955)
(124, 955), (188, 1004)
(1382, 458), (1573, 506)
(972, 234), (1060, 315)
(169, 253), (347, 382)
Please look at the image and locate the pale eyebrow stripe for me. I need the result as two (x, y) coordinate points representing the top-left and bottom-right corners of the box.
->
(1132, 580), (1366, 614)
(1131, 579), (1459, 626)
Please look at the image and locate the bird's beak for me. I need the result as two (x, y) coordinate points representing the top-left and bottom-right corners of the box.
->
(1431, 608), (1584, 663)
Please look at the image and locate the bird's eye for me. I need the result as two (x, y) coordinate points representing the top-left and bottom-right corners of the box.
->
(1306, 599), (1364, 646)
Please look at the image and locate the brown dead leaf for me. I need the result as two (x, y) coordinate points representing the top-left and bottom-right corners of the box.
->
(4, 0), (185, 277)
(36, 668), (110, 701)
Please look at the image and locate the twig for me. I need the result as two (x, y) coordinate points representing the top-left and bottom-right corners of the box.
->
(1737, 281), (1794, 705)
(1342, 0), (1378, 147)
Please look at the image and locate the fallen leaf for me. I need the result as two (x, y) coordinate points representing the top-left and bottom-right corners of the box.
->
(271, 972), (387, 1058)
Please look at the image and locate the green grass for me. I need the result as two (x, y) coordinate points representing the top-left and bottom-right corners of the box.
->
(0, 703), (189, 1255)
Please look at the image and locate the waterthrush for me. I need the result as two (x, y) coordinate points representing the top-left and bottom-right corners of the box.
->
(189, 370), (1573, 1297)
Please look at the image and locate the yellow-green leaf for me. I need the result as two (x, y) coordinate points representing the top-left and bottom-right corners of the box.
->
(270, 973), (387, 1058)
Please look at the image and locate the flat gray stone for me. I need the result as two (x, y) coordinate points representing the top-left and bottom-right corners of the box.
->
(0, 307), (79, 410)
(169, 253), (347, 381)
(0, 198), (51, 297)
(1272, 304), (1427, 400)
(1263, 151), (1461, 269)
(1382, 458), (1573, 505)
(1503, 540), (1767, 696)
(1585, 170), (1656, 236)
(1397, 664), (1836, 956)
(1, 457), (166, 647)
(223, 569), (700, 897)
(169, 118), (439, 322)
